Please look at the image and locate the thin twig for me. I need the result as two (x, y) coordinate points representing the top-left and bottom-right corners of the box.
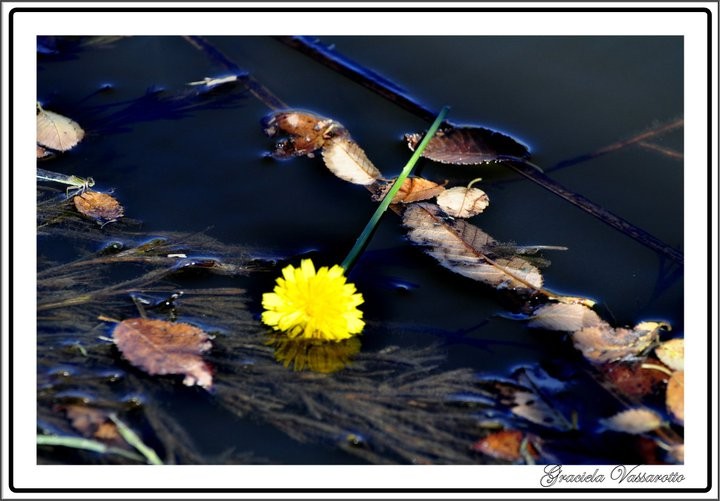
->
(184, 36), (288, 110)
(638, 141), (684, 160)
(277, 36), (683, 265)
(550, 119), (684, 171)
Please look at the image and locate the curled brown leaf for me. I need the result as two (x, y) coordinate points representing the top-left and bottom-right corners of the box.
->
(373, 177), (446, 204)
(405, 124), (529, 165)
(73, 191), (124, 226)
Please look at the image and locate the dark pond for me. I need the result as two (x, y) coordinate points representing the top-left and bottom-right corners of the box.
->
(36, 36), (683, 466)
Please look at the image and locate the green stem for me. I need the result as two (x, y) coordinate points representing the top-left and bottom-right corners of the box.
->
(341, 106), (449, 271)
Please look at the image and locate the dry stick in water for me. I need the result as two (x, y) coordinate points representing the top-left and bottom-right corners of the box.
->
(277, 36), (683, 265)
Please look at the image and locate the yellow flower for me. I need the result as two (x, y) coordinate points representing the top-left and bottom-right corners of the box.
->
(262, 259), (365, 341)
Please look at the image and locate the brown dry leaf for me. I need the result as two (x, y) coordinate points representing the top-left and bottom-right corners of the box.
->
(403, 202), (543, 293)
(666, 371), (684, 425)
(373, 177), (447, 204)
(529, 302), (605, 332)
(321, 136), (382, 185)
(655, 338), (684, 371)
(37, 102), (85, 152)
(37, 145), (53, 159)
(572, 321), (663, 364)
(600, 408), (664, 434)
(436, 186), (490, 218)
(73, 191), (124, 226)
(405, 124), (529, 164)
(113, 318), (213, 389)
(471, 429), (540, 463)
(602, 359), (669, 398)
(263, 110), (347, 158)
(61, 404), (124, 446)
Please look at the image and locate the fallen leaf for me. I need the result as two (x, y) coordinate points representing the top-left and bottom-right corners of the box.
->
(263, 110), (347, 158)
(37, 145), (53, 159)
(59, 404), (125, 447)
(572, 321), (662, 364)
(666, 371), (684, 425)
(405, 124), (529, 164)
(511, 391), (570, 430)
(602, 359), (669, 398)
(321, 136), (381, 185)
(529, 302), (605, 332)
(655, 338), (684, 371)
(73, 191), (124, 226)
(373, 177), (446, 204)
(471, 429), (540, 462)
(403, 202), (543, 293)
(113, 318), (213, 389)
(37, 102), (85, 152)
(600, 408), (663, 434)
(436, 186), (490, 218)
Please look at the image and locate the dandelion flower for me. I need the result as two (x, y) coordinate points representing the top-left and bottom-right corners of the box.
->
(262, 259), (365, 341)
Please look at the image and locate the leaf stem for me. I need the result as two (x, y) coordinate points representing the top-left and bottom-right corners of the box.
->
(340, 106), (449, 272)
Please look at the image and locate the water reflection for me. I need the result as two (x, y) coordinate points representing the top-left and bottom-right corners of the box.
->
(267, 335), (361, 373)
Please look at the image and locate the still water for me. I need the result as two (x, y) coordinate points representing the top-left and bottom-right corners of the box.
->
(37, 36), (683, 465)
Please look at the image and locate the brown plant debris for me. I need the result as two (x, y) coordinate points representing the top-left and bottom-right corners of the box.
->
(73, 191), (125, 227)
(113, 318), (213, 389)
(405, 124), (529, 164)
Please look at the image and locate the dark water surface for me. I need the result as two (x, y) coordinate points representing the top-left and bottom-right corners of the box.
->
(37, 36), (683, 464)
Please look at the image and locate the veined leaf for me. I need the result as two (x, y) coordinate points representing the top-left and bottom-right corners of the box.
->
(321, 136), (381, 185)
(373, 176), (446, 204)
(113, 318), (213, 389)
(73, 191), (124, 227)
(403, 202), (543, 293)
(529, 302), (605, 332)
(572, 321), (664, 364)
(405, 124), (529, 164)
(37, 102), (85, 152)
(436, 186), (489, 218)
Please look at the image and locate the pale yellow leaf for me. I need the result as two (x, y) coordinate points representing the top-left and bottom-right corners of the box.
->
(655, 338), (684, 371)
(529, 302), (604, 332)
(436, 186), (489, 218)
(321, 137), (381, 185)
(666, 371), (684, 425)
(37, 103), (84, 152)
(511, 391), (569, 430)
(600, 408), (663, 434)
(572, 322), (661, 364)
